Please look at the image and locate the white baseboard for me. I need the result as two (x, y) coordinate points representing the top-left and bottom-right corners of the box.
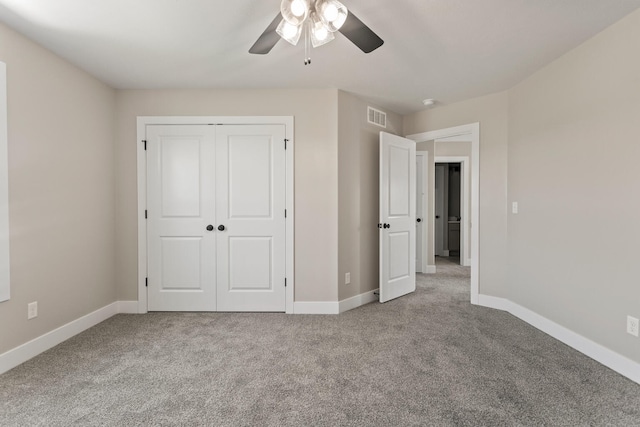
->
(477, 294), (508, 311)
(294, 289), (380, 315)
(293, 301), (339, 315)
(463, 258), (471, 267)
(0, 302), (119, 375)
(117, 301), (139, 314)
(476, 294), (640, 385)
(339, 289), (379, 313)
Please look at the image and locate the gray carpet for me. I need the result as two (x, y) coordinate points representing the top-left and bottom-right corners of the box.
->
(1, 258), (639, 426)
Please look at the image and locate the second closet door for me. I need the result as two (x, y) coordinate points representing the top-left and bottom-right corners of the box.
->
(215, 125), (286, 312)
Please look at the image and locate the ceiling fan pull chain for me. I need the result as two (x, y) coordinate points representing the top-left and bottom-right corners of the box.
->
(304, 22), (311, 65)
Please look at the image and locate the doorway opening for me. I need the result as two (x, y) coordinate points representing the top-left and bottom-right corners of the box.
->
(407, 123), (479, 305)
(434, 156), (470, 267)
(435, 162), (462, 263)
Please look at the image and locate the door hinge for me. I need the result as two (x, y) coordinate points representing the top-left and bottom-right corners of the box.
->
(284, 278), (287, 287)
(142, 140), (147, 150)
(285, 209), (287, 218)
(145, 277), (148, 287)
(145, 210), (148, 219)
(284, 139), (289, 150)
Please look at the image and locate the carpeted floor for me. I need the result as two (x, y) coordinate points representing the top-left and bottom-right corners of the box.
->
(1, 258), (639, 426)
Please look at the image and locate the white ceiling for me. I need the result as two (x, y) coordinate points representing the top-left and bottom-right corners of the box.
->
(0, 0), (639, 115)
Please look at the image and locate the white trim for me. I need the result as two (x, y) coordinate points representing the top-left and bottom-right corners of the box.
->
(293, 301), (340, 315)
(284, 120), (295, 314)
(117, 301), (139, 314)
(0, 62), (9, 303)
(136, 116), (295, 314)
(339, 289), (379, 313)
(407, 123), (480, 305)
(136, 118), (147, 313)
(477, 294), (640, 385)
(434, 156), (470, 268)
(477, 294), (509, 311)
(0, 303), (119, 375)
(415, 153), (429, 273)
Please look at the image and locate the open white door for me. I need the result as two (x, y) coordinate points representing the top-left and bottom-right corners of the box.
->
(379, 132), (416, 303)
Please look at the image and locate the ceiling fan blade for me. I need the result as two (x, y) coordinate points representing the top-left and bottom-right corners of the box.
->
(249, 13), (282, 54)
(339, 10), (384, 53)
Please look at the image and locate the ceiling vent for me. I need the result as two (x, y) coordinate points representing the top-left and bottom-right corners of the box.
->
(367, 106), (387, 128)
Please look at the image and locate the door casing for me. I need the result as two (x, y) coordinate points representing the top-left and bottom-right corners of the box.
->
(416, 153), (428, 273)
(136, 116), (294, 314)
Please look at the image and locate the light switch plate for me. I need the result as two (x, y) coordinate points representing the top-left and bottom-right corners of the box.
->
(512, 202), (519, 214)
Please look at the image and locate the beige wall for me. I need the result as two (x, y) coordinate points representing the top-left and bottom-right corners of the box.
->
(507, 9), (640, 363)
(115, 89), (339, 303)
(405, 92), (509, 297)
(0, 23), (116, 354)
(337, 91), (402, 301)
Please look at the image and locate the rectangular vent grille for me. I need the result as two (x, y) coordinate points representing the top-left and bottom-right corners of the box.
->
(367, 106), (387, 128)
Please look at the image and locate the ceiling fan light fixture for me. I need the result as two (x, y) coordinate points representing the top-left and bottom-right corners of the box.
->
(316, 0), (348, 32)
(276, 19), (303, 45)
(310, 12), (335, 47)
(280, 0), (310, 26)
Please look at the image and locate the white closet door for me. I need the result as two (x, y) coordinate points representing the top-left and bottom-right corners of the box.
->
(215, 125), (286, 312)
(379, 132), (416, 303)
(147, 125), (216, 311)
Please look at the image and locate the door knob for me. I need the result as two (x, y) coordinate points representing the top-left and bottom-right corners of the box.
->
(435, 215), (440, 219)
(218, 225), (226, 231)
(383, 223), (390, 229)
(206, 224), (214, 231)
(417, 218), (422, 223)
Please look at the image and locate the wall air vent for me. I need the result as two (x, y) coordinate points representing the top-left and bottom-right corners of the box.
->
(367, 106), (387, 128)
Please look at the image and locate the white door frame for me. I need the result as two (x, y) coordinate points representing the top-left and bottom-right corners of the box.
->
(434, 163), (446, 258)
(435, 156), (470, 267)
(407, 123), (479, 305)
(416, 153), (428, 273)
(136, 116), (295, 314)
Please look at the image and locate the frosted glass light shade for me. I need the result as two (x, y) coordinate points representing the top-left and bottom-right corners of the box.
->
(280, 0), (310, 26)
(276, 19), (303, 45)
(310, 13), (335, 47)
(316, 0), (348, 32)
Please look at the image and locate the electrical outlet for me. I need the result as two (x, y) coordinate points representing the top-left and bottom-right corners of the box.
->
(27, 301), (38, 320)
(627, 316), (639, 337)
(512, 202), (519, 214)
(345, 272), (351, 285)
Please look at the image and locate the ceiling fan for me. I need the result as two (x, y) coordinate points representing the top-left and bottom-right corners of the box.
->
(249, 0), (383, 63)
